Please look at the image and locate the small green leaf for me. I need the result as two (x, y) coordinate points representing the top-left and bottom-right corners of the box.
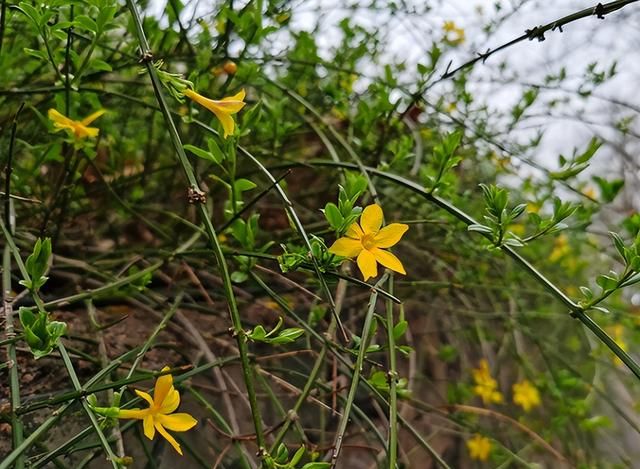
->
(323, 202), (342, 230)
(184, 144), (214, 162)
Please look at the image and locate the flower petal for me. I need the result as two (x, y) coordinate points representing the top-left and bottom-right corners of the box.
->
(117, 408), (149, 420)
(159, 388), (180, 414)
(143, 414), (156, 440)
(156, 413), (197, 432)
(78, 126), (100, 139)
(80, 109), (106, 126)
(345, 222), (364, 239)
(155, 422), (183, 455)
(373, 223), (408, 248)
(48, 109), (73, 126)
(211, 107), (236, 138)
(216, 89), (246, 113)
(329, 237), (362, 258)
(134, 389), (155, 407)
(153, 367), (174, 408)
(357, 249), (378, 281)
(371, 248), (406, 275)
(360, 204), (383, 234)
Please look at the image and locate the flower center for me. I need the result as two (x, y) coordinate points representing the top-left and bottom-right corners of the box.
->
(361, 233), (376, 250)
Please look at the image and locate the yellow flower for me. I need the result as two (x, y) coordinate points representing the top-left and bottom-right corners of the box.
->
(609, 325), (627, 367)
(549, 234), (570, 262)
(512, 380), (541, 412)
(472, 359), (503, 405)
(328, 204), (408, 281)
(467, 434), (492, 461)
(183, 88), (246, 138)
(118, 366), (197, 455)
(443, 20), (466, 45)
(48, 108), (105, 139)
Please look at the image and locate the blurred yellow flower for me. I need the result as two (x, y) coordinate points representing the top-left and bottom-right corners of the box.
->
(509, 223), (525, 236)
(609, 325), (627, 367)
(526, 202), (540, 214)
(118, 366), (197, 455)
(472, 359), (503, 405)
(582, 186), (597, 199)
(512, 380), (540, 412)
(549, 234), (570, 262)
(467, 434), (492, 461)
(183, 88), (246, 138)
(443, 20), (466, 45)
(329, 204), (408, 281)
(48, 108), (105, 140)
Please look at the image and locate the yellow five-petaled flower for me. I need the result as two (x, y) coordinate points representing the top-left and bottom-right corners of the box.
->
(48, 108), (105, 140)
(117, 366), (197, 455)
(328, 204), (408, 281)
(472, 359), (503, 405)
(467, 434), (492, 461)
(183, 88), (246, 138)
(512, 379), (541, 412)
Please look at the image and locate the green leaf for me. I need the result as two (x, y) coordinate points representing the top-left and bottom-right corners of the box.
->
(248, 325), (267, 341)
(184, 144), (215, 162)
(467, 224), (492, 234)
(301, 463), (331, 469)
(270, 328), (304, 344)
(234, 178), (257, 193)
(323, 202), (342, 230)
(290, 446), (305, 466)
(596, 274), (618, 291)
(230, 271), (248, 283)
(75, 15), (98, 34)
(274, 443), (288, 463)
(89, 59), (112, 72)
(207, 138), (225, 164)
(392, 320), (408, 340)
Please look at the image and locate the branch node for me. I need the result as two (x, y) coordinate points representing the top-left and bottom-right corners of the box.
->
(593, 3), (606, 19)
(138, 50), (154, 63)
(187, 184), (207, 204)
(525, 26), (545, 42)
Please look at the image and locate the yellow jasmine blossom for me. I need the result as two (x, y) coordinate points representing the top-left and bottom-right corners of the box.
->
(467, 434), (492, 461)
(472, 359), (503, 405)
(48, 108), (105, 139)
(609, 325), (627, 367)
(549, 234), (570, 262)
(443, 20), (466, 45)
(183, 88), (246, 138)
(328, 204), (408, 281)
(118, 366), (197, 455)
(512, 380), (541, 412)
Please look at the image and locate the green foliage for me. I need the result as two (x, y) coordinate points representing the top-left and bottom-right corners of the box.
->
(18, 308), (66, 358)
(246, 317), (304, 345)
(19, 238), (51, 292)
(1, 0), (639, 467)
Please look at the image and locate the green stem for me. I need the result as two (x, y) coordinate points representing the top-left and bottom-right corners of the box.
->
(281, 159), (640, 381)
(124, 0), (266, 454)
(3, 103), (24, 469)
(331, 274), (387, 467)
(0, 349), (140, 469)
(385, 277), (398, 468)
(58, 343), (119, 468)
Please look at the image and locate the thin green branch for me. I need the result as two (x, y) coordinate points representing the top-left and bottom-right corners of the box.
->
(124, 0), (266, 455)
(292, 159), (640, 381)
(3, 102), (25, 469)
(331, 274), (387, 467)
